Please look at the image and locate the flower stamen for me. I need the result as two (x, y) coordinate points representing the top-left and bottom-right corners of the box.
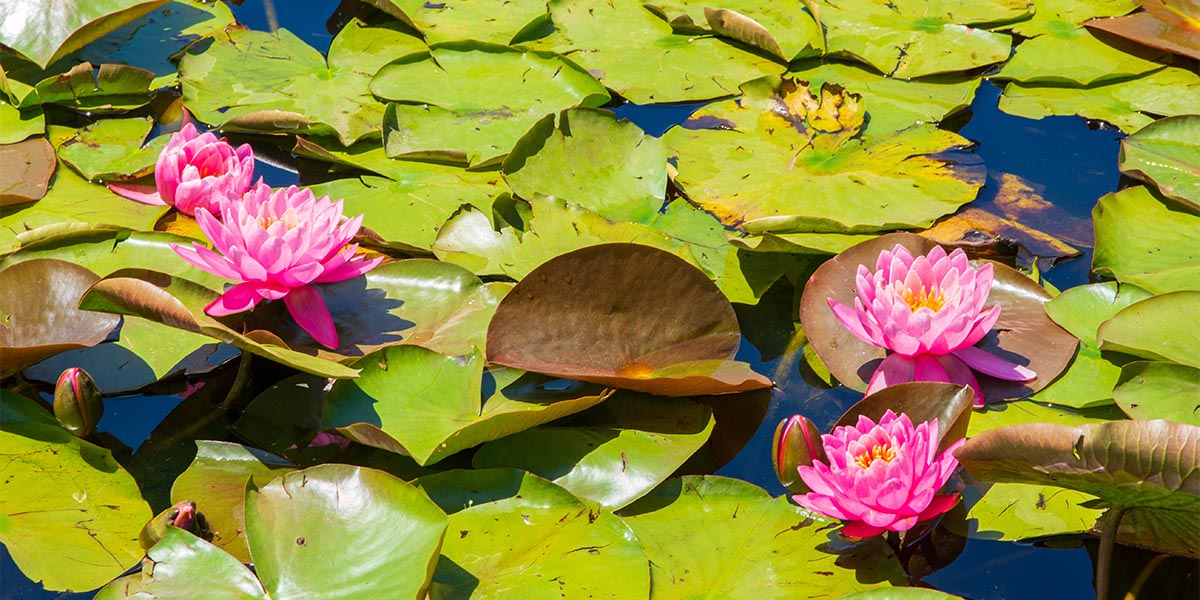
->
(854, 443), (896, 468)
(900, 285), (945, 312)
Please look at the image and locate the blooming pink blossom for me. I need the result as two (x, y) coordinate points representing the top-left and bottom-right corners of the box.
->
(110, 123), (255, 215)
(793, 410), (963, 538)
(829, 244), (1035, 406)
(172, 183), (381, 349)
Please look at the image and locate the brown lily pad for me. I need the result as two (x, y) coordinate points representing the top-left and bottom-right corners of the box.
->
(0, 137), (56, 207)
(798, 232), (1077, 402)
(1086, 0), (1200, 61)
(0, 258), (120, 376)
(834, 382), (975, 456)
(486, 243), (771, 396)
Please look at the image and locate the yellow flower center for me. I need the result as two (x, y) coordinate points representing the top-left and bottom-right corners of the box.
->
(854, 443), (897, 469)
(901, 286), (945, 312)
(259, 210), (299, 231)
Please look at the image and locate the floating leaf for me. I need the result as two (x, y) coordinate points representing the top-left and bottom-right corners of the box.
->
(618, 476), (907, 598)
(365, 0), (550, 45)
(414, 468), (651, 599)
(473, 393), (715, 509)
(665, 77), (985, 233)
(995, 28), (1167, 86)
(1119, 114), (1200, 209)
(503, 108), (666, 224)
(645, 0), (824, 60)
(179, 21), (426, 145)
(546, 0), (784, 103)
(1093, 186), (1200, 293)
(1044, 281), (1154, 348)
(95, 527), (268, 600)
(373, 44), (610, 166)
(1114, 361), (1200, 425)
(967, 399), (1124, 437)
(0, 72), (45, 144)
(324, 346), (614, 465)
(0, 0), (169, 68)
(799, 233), (1077, 400)
(1086, 0), (1200, 61)
(245, 464), (449, 600)
(0, 258), (120, 376)
(486, 243), (771, 395)
(967, 482), (1103, 543)
(24, 62), (156, 113)
(0, 390), (152, 592)
(0, 136), (55, 207)
(56, 117), (166, 182)
(1097, 291), (1200, 367)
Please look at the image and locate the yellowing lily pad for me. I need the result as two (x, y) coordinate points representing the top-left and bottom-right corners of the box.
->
(644, 0), (824, 61)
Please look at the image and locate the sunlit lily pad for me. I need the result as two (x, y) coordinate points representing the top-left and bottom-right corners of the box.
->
(179, 20), (426, 145)
(503, 108), (666, 223)
(373, 44), (610, 166)
(414, 468), (651, 599)
(1093, 186), (1200, 293)
(617, 476), (906, 598)
(245, 464), (449, 600)
(818, 0), (1026, 78)
(1097, 291), (1200, 367)
(1086, 0), (1200, 60)
(486, 243), (771, 395)
(644, 0), (824, 60)
(473, 393), (715, 509)
(55, 117), (167, 182)
(665, 77), (985, 233)
(0, 136), (55, 207)
(546, 0), (784, 103)
(24, 62), (156, 113)
(365, 0), (550, 45)
(0, 71), (45, 144)
(1113, 361), (1200, 425)
(967, 399), (1124, 437)
(0, 0), (168, 68)
(0, 258), (120, 376)
(1119, 114), (1200, 209)
(957, 419), (1200, 556)
(170, 441), (296, 563)
(966, 482), (1103, 542)
(96, 527), (268, 600)
(0, 390), (152, 592)
(799, 233), (1077, 400)
(324, 346), (615, 465)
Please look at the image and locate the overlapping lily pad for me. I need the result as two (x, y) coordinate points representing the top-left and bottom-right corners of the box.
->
(1086, 0), (1200, 60)
(1092, 185), (1200, 293)
(23, 61), (157, 113)
(0, 390), (152, 592)
(1113, 361), (1200, 425)
(95, 527), (268, 600)
(0, 0), (169, 68)
(178, 20), (426, 145)
(0, 136), (55, 206)
(486, 243), (771, 395)
(373, 45), (610, 166)
(55, 117), (166, 182)
(967, 482), (1103, 542)
(1097, 291), (1200, 367)
(1119, 114), (1200, 209)
(0, 71), (45, 144)
(665, 77), (985, 233)
(799, 233), (1077, 400)
(323, 345), (616, 465)
(414, 469), (651, 599)
(365, 0), (550, 45)
(645, 0), (824, 61)
(617, 476), (907, 598)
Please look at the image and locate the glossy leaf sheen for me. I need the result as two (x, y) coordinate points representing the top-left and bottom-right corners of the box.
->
(1092, 186), (1200, 294)
(0, 0), (169, 68)
(1118, 114), (1200, 209)
(95, 528), (267, 600)
(1113, 361), (1200, 425)
(1097, 291), (1200, 367)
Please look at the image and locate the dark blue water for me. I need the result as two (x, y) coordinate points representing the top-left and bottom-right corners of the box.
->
(3, 1), (1129, 597)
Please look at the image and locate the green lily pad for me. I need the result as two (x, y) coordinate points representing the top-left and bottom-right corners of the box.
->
(1093, 186), (1200, 294)
(56, 117), (167, 182)
(819, 0), (1025, 78)
(998, 66), (1200, 133)
(968, 399), (1124, 437)
(1007, 0), (1136, 36)
(503, 108), (666, 224)
(995, 29), (1167, 86)
(0, 390), (152, 592)
(546, 0), (784, 104)
(0, 258), (120, 376)
(245, 464), (449, 600)
(0, 71), (45, 144)
(0, 0), (169, 68)
(645, 0), (824, 60)
(1114, 361), (1200, 425)
(179, 21), (426, 145)
(967, 482), (1103, 543)
(957, 419), (1200, 556)
(665, 77), (985, 233)
(25, 62), (156, 113)
(1119, 114), (1200, 209)
(473, 393), (715, 509)
(324, 345), (615, 465)
(1028, 348), (1124, 409)
(95, 527), (268, 600)
(1098, 291), (1200, 367)
(0, 136), (55, 207)
(1044, 281), (1155, 347)
(365, 0), (550, 45)
(617, 476), (907, 598)
(414, 468), (651, 599)
(170, 441), (296, 563)
(486, 243), (771, 395)
(373, 44), (610, 167)
(841, 590), (963, 600)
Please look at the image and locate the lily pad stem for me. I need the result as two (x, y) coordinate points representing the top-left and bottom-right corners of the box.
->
(1123, 553), (1168, 600)
(1096, 505), (1127, 600)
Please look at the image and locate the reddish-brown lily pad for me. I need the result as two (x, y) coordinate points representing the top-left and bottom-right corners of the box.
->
(834, 382), (975, 456)
(1086, 0), (1200, 61)
(799, 232), (1077, 402)
(0, 137), (56, 207)
(486, 243), (771, 396)
(0, 258), (120, 376)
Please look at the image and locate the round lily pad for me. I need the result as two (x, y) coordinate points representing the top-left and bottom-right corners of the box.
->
(1113, 361), (1200, 425)
(1092, 185), (1200, 294)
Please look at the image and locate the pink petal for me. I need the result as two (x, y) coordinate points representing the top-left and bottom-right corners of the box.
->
(107, 182), (166, 205)
(915, 493), (960, 523)
(954, 346), (1036, 381)
(866, 353), (916, 396)
(936, 354), (987, 407)
(829, 298), (882, 347)
(284, 285), (339, 349)
(316, 255), (382, 284)
(172, 243), (240, 280)
(913, 354), (950, 383)
(958, 304), (1002, 349)
(205, 282), (265, 316)
(841, 520), (887, 539)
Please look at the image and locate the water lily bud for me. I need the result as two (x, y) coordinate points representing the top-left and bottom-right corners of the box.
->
(139, 501), (211, 550)
(53, 367), (103, 438)
(772, 414), (825, 495)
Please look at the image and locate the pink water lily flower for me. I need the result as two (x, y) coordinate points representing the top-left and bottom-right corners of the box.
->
(793, 410), (963, 538)
(829, 245), (1036, 406)
(172, 183), (382, 349)
(110, 123), (255, 216)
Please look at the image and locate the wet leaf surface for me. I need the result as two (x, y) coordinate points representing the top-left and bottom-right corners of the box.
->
(1119, 114), (1200, 209)
(0, 136), (55, 207)
(0, 0), (169, 68)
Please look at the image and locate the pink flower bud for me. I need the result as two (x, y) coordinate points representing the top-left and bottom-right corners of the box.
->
(53, 367), (102, 438)
(155, 123), (255, 216)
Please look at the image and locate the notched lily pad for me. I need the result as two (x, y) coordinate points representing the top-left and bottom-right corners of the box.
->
(1092, 185), (1200, 293)
(486, 243), (771, 395)
(1097, 291), (1200, 367)
(0, 136), (55, 207)
(645, 0), (825, 61)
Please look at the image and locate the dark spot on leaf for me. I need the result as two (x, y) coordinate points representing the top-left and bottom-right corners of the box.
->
(296, 536), (306, 546)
